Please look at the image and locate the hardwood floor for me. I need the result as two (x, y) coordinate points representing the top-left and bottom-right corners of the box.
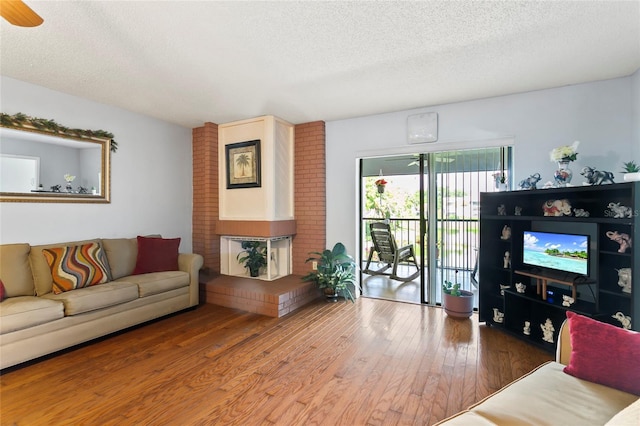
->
(0, 298), (552, 425)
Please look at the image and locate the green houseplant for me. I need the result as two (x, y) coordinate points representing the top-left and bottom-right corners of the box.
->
(302, 242), (356, 302)
(441, 272), (474, 319)
(236, 241), (267, 277)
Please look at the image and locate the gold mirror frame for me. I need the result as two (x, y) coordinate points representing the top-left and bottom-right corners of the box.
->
(0, 125), (111, 203)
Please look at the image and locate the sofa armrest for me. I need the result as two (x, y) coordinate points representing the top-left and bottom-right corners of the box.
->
(178, 253), (204, 307)
(556, 319), (572, 365)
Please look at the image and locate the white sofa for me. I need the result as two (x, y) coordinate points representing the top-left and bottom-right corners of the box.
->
(0, 236), (203, 369)
(436, 317), (639, 425)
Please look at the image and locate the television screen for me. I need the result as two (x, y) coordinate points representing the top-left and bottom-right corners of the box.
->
(523, 231), (589, 276)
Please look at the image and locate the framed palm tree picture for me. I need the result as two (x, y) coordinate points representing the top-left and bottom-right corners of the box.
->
(225, 139), (261, 189)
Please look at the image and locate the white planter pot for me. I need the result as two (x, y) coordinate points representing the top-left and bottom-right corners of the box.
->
(623, 172), (640, 182)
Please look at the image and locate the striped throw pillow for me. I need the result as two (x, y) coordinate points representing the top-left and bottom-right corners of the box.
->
(43, 243), (111, 294)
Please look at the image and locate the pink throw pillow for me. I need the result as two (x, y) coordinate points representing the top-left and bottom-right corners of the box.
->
(563, 311), (640, 395)
(132, 236), (181, 275)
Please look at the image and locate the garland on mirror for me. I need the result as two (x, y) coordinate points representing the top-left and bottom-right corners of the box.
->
(0, 112), (118, 152)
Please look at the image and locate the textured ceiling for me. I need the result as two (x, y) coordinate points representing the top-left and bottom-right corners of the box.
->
(1, 1), (639, 128)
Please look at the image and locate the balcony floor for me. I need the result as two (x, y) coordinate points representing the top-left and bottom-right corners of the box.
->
(360, 264), (479, 307)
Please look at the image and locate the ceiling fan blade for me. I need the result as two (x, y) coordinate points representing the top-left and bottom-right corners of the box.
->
(0, 0), (43, 27)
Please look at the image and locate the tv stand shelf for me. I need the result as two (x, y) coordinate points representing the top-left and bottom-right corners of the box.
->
(514, 269), (594, 301)
(479, 182), (638, 352)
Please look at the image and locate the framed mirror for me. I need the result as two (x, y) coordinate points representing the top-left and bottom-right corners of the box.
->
(0, 126), (111, 203)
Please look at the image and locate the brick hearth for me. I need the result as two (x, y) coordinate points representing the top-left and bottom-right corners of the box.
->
(204, 274), (321, 317)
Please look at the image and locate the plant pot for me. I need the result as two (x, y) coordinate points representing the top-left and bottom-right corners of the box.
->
(249, 267), (260, 278)
(324, 287), (339, 302)
(442, 290), (474, 319)
(623, 172), (640, 182)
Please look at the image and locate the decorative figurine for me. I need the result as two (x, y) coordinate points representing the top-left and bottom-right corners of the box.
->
(606, 230), (632, 253)
(499, 284), (511, 296)
(573, 208), (590, 217)
(541, 318), (555, 343)
(493, 308), (504, 323)
(543, 199), (572, 216)
(523, 321), (531, 335)
(500, 225), (511, 240)
(497, 204), (506, 216)
(612, 312), (632, 330)
(78, 186), (89, 194)
(606, 202), (633, 219)
(518, 173), (541, 190)
(50, 184), (61, 192)
(562, 295), (575, 307)
(514, 206), (522, 216)
(503, 251), (511, 269)
(581, 166), (615, 185)
(617, 268), (632, 294)
(515, 282), (526, 293)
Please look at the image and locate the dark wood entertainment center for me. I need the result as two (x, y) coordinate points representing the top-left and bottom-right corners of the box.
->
(479, 182), (638, 351)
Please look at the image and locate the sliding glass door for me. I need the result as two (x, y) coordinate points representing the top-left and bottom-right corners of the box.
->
(360, 147), (511, 305)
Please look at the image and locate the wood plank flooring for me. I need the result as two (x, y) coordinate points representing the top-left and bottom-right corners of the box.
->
(0, 298), (552, 425)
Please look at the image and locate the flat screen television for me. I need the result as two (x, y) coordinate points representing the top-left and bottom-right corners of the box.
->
(522, 231), (589, 276)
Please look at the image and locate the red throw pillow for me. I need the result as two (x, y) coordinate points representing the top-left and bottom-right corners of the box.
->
(0, 279), (6, 301)
(132, 236), (181, 275)
(563, 311), (640, 395)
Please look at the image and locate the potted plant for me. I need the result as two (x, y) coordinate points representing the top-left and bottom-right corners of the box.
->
(622, 161), (640, 182)
(302, 242), (356, 302)
(441, 272), (474, 319)
(236, 241), (267, 277)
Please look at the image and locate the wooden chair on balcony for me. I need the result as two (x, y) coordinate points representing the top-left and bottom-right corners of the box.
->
(364, 222), (420, 282)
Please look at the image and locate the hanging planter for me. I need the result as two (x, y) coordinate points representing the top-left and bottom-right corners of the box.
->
(375, 178), (387, 194)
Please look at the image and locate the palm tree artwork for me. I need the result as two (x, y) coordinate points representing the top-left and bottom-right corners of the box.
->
(234, 152), (252, 178)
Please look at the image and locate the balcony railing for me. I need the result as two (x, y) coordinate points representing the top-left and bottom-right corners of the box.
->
(361, 217), (478, 273)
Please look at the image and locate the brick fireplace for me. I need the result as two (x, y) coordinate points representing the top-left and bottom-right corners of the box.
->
(192, 118), (327, 316)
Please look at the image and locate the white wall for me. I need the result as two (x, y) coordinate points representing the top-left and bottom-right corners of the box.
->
(631, 70), (640, 160)
(0, 77), (194, 251)
(326, 75), (637, 256)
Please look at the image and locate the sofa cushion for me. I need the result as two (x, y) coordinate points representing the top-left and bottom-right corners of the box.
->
(0, 280), (5, 301)
(30, 239), (103, 296)
(0, 296), (65, 334)
(43, 243), (111, 294)
(102, 238), (138, 280)
(463, 362), (637, 425)
(132, 236), (180, 275)
(42, 282), (139, 316)
(564, 311), (640, 395)
(605, 398), (640, 425)
(116, 271), (189, 298)
(0, 243), (35, 297)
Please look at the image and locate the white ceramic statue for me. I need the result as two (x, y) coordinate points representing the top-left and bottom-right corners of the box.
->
(541, 318), (555, 343)
(500, 225), (511, 240)
(617, 268), (632, 294)
(562, 295), (575, 307)
(503, 251), (511, 269)
(499, 284), (510, 296)
(523, 321), (531, 335)
(497, 204), (506, 215)
(492, 308), (504, 323)
(515, 282), (526, 293)
(612, 312), (632, 330)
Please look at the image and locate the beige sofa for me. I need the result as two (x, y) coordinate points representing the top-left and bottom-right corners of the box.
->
(0, 237), (203, 370)
(436, 320), (639, 425)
